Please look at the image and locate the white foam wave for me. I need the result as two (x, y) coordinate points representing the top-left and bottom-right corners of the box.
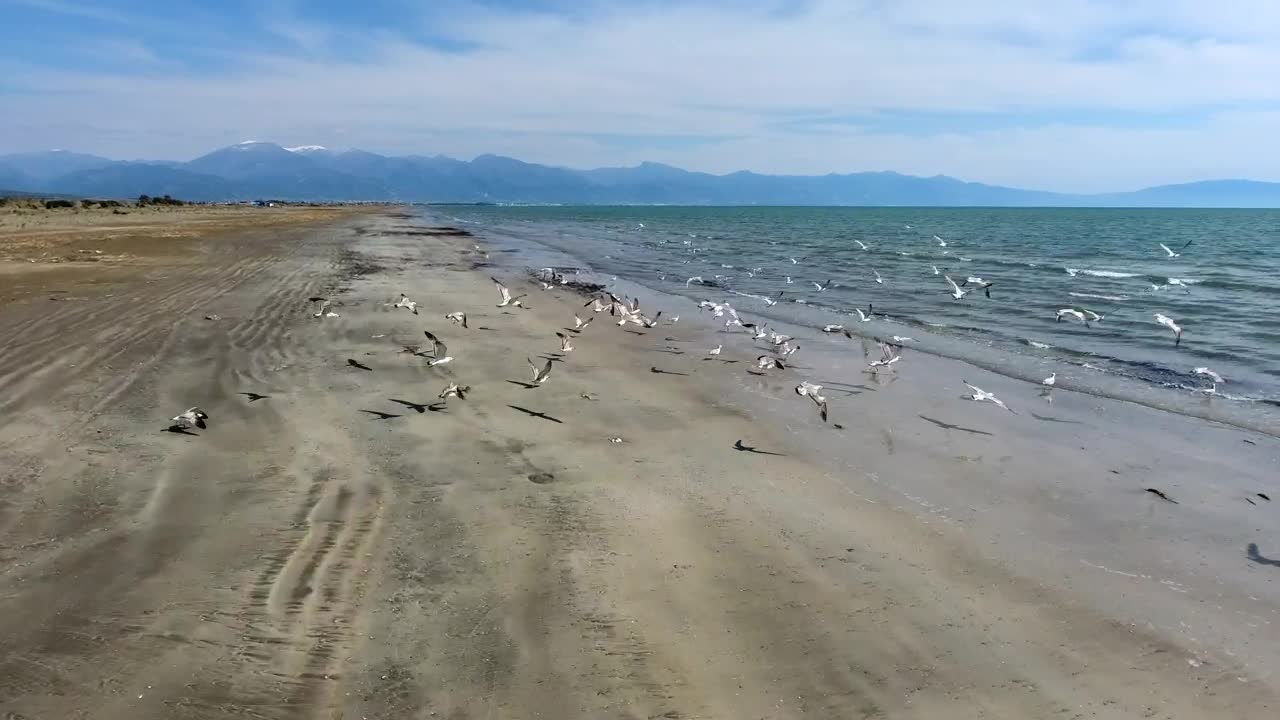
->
(1069, 292), (1130, 301)
(1067, 269), (1139, 278)
(1168, 277), (1202, 285)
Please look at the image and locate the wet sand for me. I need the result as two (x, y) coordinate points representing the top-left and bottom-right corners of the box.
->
(0, 209), (1276, 719)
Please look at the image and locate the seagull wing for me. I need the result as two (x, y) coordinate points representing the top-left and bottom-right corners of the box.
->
(535, 358), (553, 383)
(1179, 238), (1194, 251)
(492, 277), (512, 303)
(945, 275), (962, 293)
(1159, 243), (1175, 257)
(963, 382), (984, 395)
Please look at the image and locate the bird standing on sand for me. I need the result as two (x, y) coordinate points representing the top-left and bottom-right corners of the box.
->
(1194, 367), (1224, 393)
(445, 311), (468, 328)
(312, 299), (339, 318)
(962, 382), (1014, 413)
(527, 357), (553, 385)
(1154, 313), (1183, 346)
(170, 407), (209, 430)
(708, 344), (723, 356)
(1042, 373), (1056, 388)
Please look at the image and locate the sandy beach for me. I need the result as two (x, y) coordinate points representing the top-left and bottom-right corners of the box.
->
(1, 208), (1276, 719)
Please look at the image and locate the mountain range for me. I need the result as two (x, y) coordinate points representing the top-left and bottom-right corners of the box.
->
(3, 142), (1280, 208)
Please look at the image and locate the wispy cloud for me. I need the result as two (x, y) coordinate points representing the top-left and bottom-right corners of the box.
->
(3, 0), (1280, 191)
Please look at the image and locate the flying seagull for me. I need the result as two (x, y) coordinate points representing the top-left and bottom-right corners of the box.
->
(492, 277), (526, 308)
(932, 265), (940, 276)
(445, 311), (468, 328)
(438, 381), (470, 400)
(1159, 240), (1193, 258)
(945, 275), (968, 300)
(556, 331), (575, 352)
(686, 276), (704, 287)
(1056, 308), (1090, 327)
(755, 355), (785, 370)
(394, 294), (419, 315)
(170, 407), (208, 430)
(854, 239), (869, 251)
(423, 330), (453, 366)
(1194, 366), (1224, 393)
(853, 308), (871, 322)
(1154, 313), (1183, 346)
(574, 314), (593, 330)
(962, 381), (1014, 413)
(794, 381), (828, 422)
(873, 269), (883, 284)
(963, 277), (993, 298)
(764, 291), (783, 306)
(935, 235), (947, 247)
(812, 279), (834, 292)
(527, 356), (553, 385)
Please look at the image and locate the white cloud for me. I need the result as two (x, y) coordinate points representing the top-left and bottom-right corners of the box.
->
(4, 0), (1280, 190)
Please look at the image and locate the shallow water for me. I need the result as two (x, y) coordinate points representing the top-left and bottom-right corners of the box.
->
(436, 205), (1280, 434)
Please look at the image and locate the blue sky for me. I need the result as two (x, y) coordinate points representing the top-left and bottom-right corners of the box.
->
(3, 0), (1280, 192)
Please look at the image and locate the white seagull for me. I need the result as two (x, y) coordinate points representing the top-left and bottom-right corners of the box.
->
(934, 235), (947, 247)
(422, 330), (453, 366)
(873, 269), (884, 284)
(854, 240), (869, 251)
(945, 275), (968, 300)
(1154, 313), (1183, 346)
(853, 308), (871, 322)
(764, 291), (783, 306)
(439, 381), (470, 400)
(1042, 372), (1057, 387)
(170, 407), (208, 430)
(527, 357), (553, 385)
(574, 314), (592, 330)
(794, 381), (828, 422)
(1193, 367), (1224, 393)
(1159, 240), (1193, 258)
(556, 332), (574, 353)
(756, 355), (784, 370)
(445, 311), (468, 328)
(932, 265), (940, 275)
(813, 278), (834, 292)
(708, 344), (722, 356)
(963, 276), (993, 298)
(822, 324), (845, 333)
(963, 382), (1014, 413)
(393, 294), (419, 315)
(313, 300), (339, 318)
(1056, 308), (1090, 327)
(686, 276), (703, 287)
(492, 277), (526, 308)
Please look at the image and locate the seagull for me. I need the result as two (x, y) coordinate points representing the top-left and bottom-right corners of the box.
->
(1080, 308), (1104, 323)
(963, 276), (993, 298)
(312, 300), (339, 318)
(852, 308), (871, 322)
(764, 291), (783, 306)
(586, 298), (608, 313)
(747, 323), (768, 340)
(556, 332), (574, 352)
(945, 275), (968, 300)
(1154, 313), (1183, 346)
(813, 279), (834, 292)
(756, 355), (785, 370)
(170, 407), (208, 430)
(686, 276), (703, 287)
(1159, 240), (1193, 258)
(1056, 308), (1090, 327)
(445, 311), (468, 328)
(873, 269), (883, 284)
(822, 324), (845, 333)
(769, 331), (793, 346)
(1166, 278), (1193, 293)
(934, 235), (947, 247)
(780, 341), (800, 357)
(785, 276), (793, 284)
(438, 381), (470, 400)
(932, 265), (940, 275)
(854, 240), (869, 251)
(868, 342), (900, 370)
(574, 314), (592, 330)
(963, 381), (1014, 412)
(891, 336), (913, 343)
(795, 381), (828, 422)
(1194, 367), (1224, 393)
(640, 311), (663, 328)
(708, 345), (722, 356)
(1064, 267), (1079, 277)
(422, 330), (453, 366)
(527, 356), (553, 385)
(492, 277), (526, 308)
(1042, 372), (1057, 387)
(393, 294), (419, 315)
(791, 257), (799, 264)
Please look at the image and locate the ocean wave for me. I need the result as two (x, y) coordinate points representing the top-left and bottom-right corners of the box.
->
(1021, 339), (1053, 349)
(1167, 277), (1202, 285)
(1065, 268), (1140, 278)
(1069, 292), (1131, 301)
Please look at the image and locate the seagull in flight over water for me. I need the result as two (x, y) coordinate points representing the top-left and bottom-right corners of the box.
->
(963, 381), (1014, 413)
(1154, 313), (1183, 346)
(945, 275), (968, 300)
(935, 235), (948, 247)
(1159, 240), (1193, 258)
(1056, 308), (1090, 327)
(813, 278), (834, 292)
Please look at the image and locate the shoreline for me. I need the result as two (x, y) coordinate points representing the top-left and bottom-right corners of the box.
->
(0, 209), (1275, 718)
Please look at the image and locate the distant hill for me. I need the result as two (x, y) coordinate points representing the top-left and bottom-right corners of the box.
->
(4, 143), (1280, 207)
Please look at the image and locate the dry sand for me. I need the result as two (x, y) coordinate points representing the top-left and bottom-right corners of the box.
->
(0, 209), (1275, 719)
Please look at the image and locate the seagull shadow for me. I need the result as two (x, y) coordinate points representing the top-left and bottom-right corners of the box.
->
(651, 366), (690, 376)
(1247, 543), (1280, 568)
(624, 329), (648, 336)
(360, 409), (401, 420)
(537, 354), (567, 363)
(820, 381), (873, 392)
(476, 326), (497, 331)
(918, 415), (994, 436)
(389, 398), (432, 414)
(1030, 413), (1084, 425)
(239, 392), (270, 402)
(649, 348), (686, 355)
(507, 380), (540, 389)
(733, 440), (785, 456)
(347, 358), (373, 371)
(508, 405), (563, 424)
(163, 425), (200, 436)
